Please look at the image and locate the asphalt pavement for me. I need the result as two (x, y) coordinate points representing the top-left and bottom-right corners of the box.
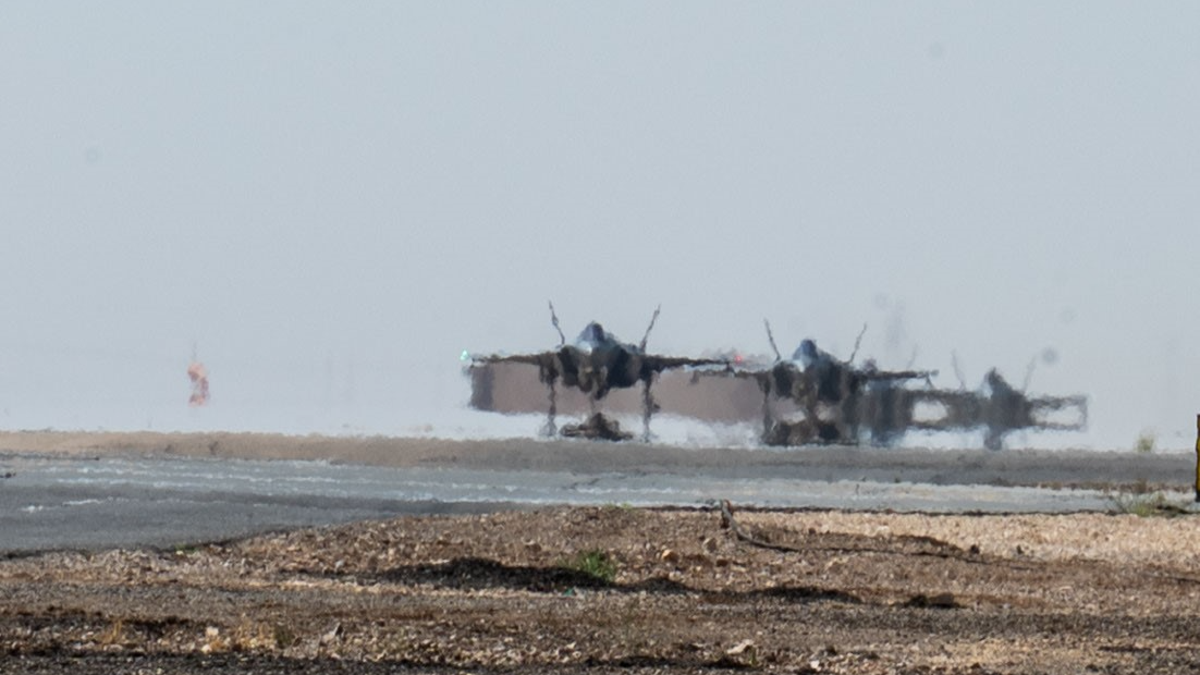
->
(1, 442), (1196, 554)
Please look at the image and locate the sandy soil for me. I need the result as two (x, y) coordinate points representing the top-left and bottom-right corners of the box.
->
(2, 431), (1199, 673)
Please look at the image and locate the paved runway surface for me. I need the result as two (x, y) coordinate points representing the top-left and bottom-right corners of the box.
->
(1, 438), (1196, 554)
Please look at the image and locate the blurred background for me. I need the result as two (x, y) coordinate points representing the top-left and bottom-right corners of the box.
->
(2, 3), (1196, 449)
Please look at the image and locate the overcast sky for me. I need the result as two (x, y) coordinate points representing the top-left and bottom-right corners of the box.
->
(2, 3), (1197, 448)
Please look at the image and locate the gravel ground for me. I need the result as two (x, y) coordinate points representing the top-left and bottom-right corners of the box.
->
(3, 504), (1200, 674)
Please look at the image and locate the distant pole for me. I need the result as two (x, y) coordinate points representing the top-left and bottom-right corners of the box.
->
(1195, 414), (1200, 503)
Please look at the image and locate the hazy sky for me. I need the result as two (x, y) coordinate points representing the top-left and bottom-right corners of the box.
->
(2, 3), (1197, 448)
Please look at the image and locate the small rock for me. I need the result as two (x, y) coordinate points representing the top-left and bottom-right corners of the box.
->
(321, 622), (342, 644)
(726, 639), (755, 655)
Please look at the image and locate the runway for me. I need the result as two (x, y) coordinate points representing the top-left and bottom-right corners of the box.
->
(2, 433), (1195, 554)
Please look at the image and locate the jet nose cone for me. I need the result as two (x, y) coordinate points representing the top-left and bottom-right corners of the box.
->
(576, 322), (606, 348)
(793, 339), (818, 366)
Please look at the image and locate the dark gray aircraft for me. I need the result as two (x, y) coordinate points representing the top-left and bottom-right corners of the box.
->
(466, 304), (726, 440)
(718, 325), (937, 447)
(899, 368), (1089, 450)
(467, 313), (1088, 450)
(709, 322), (1087, 449)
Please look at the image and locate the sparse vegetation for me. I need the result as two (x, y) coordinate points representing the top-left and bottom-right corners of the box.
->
(562, 549), (618, 584)
(1108, 489), (1190, 518)
(1134, 430), (1156, 453)
(97, 618), (125, 647)
(272, 624), (297, 650)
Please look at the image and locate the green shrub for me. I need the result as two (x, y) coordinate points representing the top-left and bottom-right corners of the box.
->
(1134, 430), (1156, 454)
(564, 549), (618, 583)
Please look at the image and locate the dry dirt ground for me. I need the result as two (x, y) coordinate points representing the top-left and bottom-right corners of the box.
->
(4, 501), (1200, 674)
(2, 431), (1199, 673)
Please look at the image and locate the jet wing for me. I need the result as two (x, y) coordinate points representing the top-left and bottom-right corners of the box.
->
(466, 359), (764, 424)
(470, 352), (556, 368)
(639, 354), (728, 372)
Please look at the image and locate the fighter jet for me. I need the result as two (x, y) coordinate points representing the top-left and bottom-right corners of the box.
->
(726, 323), (937, 446)
(466, 304), (727, 440)
(898, 367), (1088, 450)
(711, 322), (1085, 449)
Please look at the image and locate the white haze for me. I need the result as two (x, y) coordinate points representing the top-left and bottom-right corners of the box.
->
(2, 3), (1198, 450)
